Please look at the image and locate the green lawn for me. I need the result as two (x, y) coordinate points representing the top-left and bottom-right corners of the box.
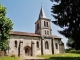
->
(37, 53), (80, 60)
(0, 56), (19, 60)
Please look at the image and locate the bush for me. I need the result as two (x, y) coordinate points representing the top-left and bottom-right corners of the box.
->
(11, 54), (15, 57)
(69, 49), (76, 53)
(65, 48), (72, 53)
(69, 49), (80, 54)
(76, 50), (80, 54)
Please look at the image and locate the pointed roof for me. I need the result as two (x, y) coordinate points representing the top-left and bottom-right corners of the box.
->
(38, 6), (46, 19)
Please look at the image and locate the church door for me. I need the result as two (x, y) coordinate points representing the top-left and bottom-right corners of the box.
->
(24, 46), (31, 56)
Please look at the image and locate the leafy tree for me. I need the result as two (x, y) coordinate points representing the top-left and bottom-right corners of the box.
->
(50, 0), (80, 50)
(0, 4), (13, 52)
(66, 38), (75, 49)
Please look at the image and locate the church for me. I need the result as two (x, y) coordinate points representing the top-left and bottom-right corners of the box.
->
(8, 7), (65, 56)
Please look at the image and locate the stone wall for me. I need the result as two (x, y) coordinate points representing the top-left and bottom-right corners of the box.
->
(53, 39), (60, 54)
(43, 38), (52, 55)
(8, 35), (41, 56)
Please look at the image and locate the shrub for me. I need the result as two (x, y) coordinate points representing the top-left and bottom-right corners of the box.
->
(65, 48), (72, 53)
(11, 54), (15, 57)
(69, 49), (76, 53)
(76, 50), (80, 54)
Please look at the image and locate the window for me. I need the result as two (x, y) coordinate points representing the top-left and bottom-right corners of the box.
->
(44, 21), (48, 27)
(47, 30), (49, 35)
(55, 43), (58, 49)
(44, 21), (46, 26)
(45, 30), (46, 34)
(36, 41), (39, 48)
(46, 22), (48, 27)
(14, 40), (17, 48)
(45, 41), (49, 49)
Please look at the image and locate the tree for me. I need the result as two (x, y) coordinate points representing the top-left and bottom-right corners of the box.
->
(66, 38), (75, 49)
(50, 0), (80, 50)
(0, 4), (13, 52)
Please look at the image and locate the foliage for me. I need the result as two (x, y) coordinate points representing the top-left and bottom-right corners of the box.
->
(0, 4), (13, 51)
(76, 50), (80, 54)
(69, 49), (76, 53)
(65, 48), (72, 53)
(50, 0), (80, 50)
(66, 38), (75, 49)
(69, 49), (80, 54)
(0, 56), (19, 60)
(37, 53), (80, 60)
(11, 54), (16, 57)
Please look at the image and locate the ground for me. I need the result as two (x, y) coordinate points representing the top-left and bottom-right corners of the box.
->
(0, 53), (80, 60)
(37, 53), (80, 60)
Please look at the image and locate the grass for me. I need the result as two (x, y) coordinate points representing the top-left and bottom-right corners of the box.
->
(37, 53), (80, 60)
(0, 56), (19, 60)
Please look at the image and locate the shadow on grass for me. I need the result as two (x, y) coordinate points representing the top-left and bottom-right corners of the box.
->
(49, 57), (80, 60)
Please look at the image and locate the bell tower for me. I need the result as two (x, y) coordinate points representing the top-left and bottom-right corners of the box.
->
(35, 6), (52, 37)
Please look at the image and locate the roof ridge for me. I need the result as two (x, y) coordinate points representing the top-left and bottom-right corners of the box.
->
(10, 30), (38, 34)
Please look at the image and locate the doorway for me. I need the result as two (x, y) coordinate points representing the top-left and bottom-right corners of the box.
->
(24, 46), (31, 56)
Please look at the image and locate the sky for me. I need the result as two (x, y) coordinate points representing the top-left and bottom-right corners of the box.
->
(0, 0), (68, 48)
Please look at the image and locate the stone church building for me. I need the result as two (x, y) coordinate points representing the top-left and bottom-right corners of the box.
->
(8, 7), (65, 56)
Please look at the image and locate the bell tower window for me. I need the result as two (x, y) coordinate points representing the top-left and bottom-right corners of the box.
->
(45, 30), (46, 34)
(47, 30), (49, 35)
(44, 21), (48, 27)
(46, 22), (48, 27)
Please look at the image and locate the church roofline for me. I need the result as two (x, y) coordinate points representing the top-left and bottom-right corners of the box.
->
(52, 35), (62, 39)
(9, 31), (61, 39)
(9, 31), (40, 37)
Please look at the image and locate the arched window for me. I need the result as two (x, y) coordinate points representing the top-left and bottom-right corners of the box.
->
(47, 30), (49, 35)
(14, 40), (17, 48)
(45, 41), (49, 49)
(44, 21), (46, 27)
(55, 43), (58, 49)
(45, 30), (46, 34)
(36, 41), (39, 48)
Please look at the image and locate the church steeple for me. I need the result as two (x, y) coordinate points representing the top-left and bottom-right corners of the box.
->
(35, 6), (52, 36)
(38, 6), (46, 19)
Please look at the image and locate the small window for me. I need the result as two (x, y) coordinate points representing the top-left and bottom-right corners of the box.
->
(45, 30), (46, 34)
(14, 40), (17, 48)
(45, 41), (49, 49)
(46, 22), (48, 27)
(44, 21), (46, 27)
(55, 43), (58, 49)
(47, 30), (49, 35)
(36, 41), (39, 48)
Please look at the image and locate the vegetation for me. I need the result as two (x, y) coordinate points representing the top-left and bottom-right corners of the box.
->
(65, 49), (80, 53)
(37, 53), (80, 60)
(50, 0), (80, 50)
(66, 38), (75, 49)
(0, 56), (19, 60)
(0, 4), (13, 53)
